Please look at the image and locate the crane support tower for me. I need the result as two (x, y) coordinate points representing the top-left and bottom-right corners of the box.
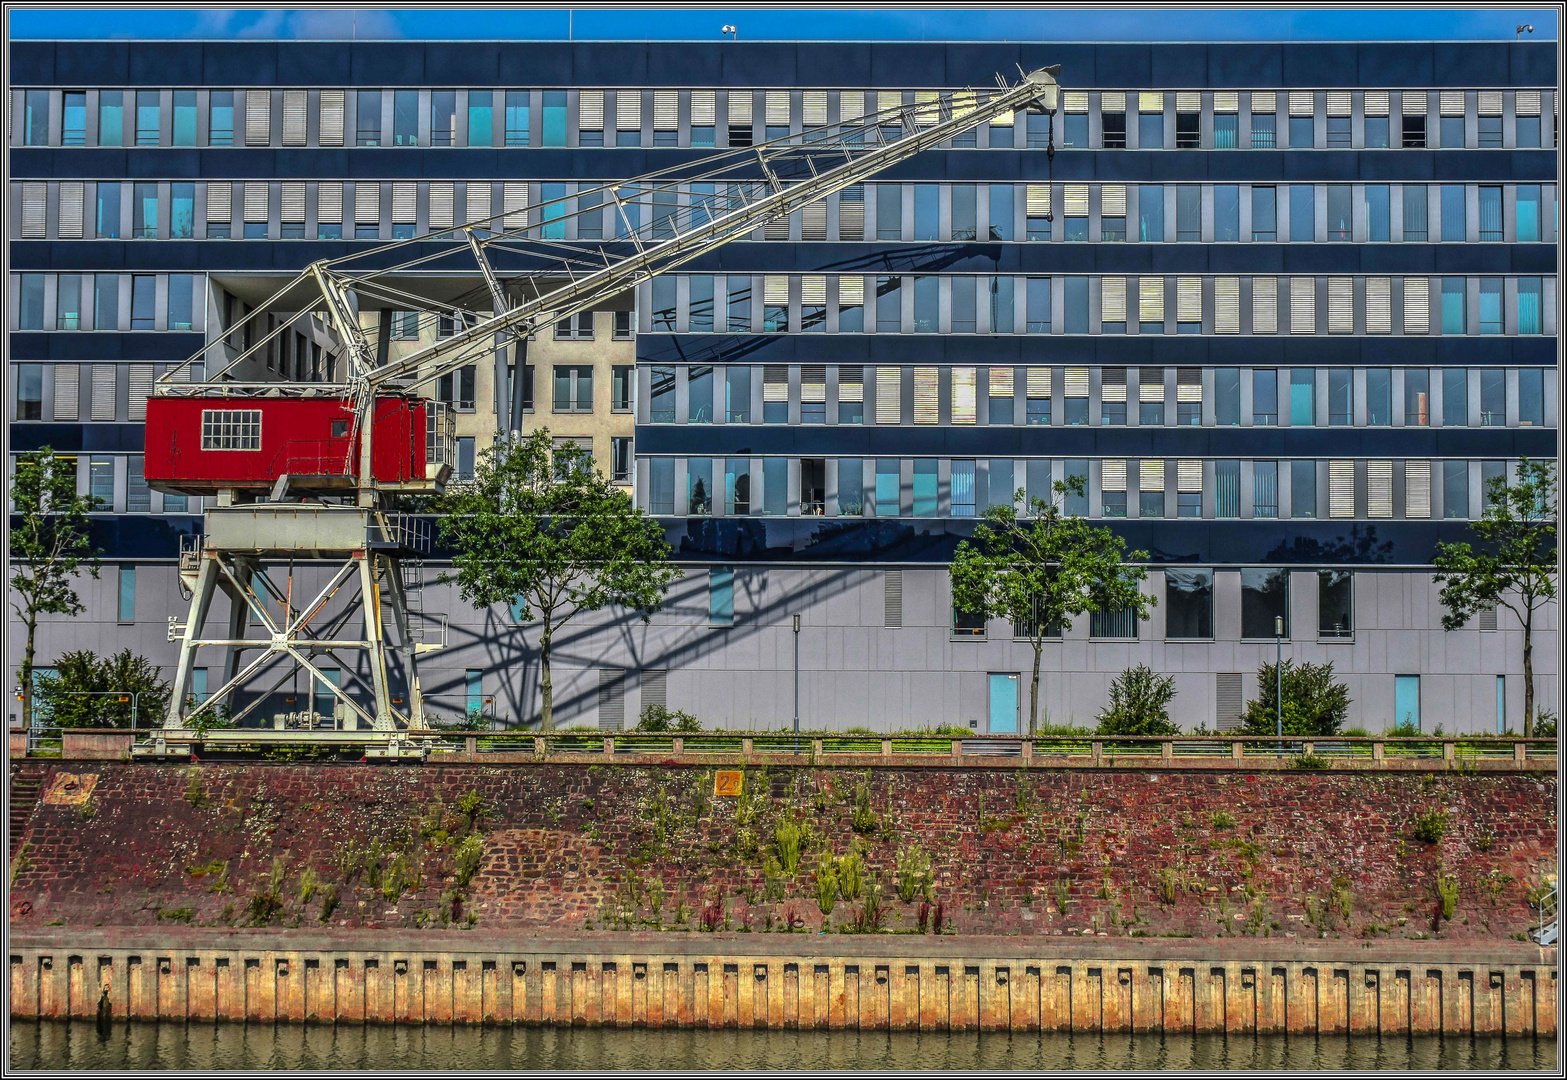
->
(141, 66), (1062, 755)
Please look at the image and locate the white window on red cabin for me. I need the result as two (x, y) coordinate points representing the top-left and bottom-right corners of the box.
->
(200, 409), (262, 450)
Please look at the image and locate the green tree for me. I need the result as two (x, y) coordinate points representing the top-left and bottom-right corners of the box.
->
(950, 477), (1153, 736)
(8, 449), (101, 729)
(1096, 664), (1178, 737)
(1432, 458), (1557, 737)
(35, 649), (170, 729)
(438, 430), (679, 730)
(1240, 659), (1351, 737)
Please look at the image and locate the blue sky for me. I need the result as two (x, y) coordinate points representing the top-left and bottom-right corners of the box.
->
(7, 7), (1559, 41)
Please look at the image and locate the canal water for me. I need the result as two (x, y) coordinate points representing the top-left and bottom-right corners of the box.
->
(9, 1021), (1558, 1071)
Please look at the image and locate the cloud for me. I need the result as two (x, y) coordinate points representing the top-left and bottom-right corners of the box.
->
(288, 8), (403, 39)
(191, 10), (242, 36)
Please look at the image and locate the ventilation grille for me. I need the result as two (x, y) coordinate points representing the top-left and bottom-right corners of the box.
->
(641, 669), (668, 709)
(884, 570), (903, 628)
(598, 670), (625, 732)
(1216, 674), (1244, 731)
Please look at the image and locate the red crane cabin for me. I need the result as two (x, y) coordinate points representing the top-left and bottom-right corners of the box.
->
(144, 395), (431, 497)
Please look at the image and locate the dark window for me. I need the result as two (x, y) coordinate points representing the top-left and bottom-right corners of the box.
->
(988, 184), (1013, 241)
(951, 184), (976, 241)
(1402, 113), (1425, 148)
(1026, 112), (1051, 149)
(1366, 369), (1391, 425)
(876, 184), (902, 240)
(56, 275), (81, 330)
(1138, 111), (1163, 148)
(1063, 277), (1088, 334)
(688, 276), (714, 333)
(1479, 368), (1504, 426)
(687, 366), (713, 424)
(1402, 184), (1428, 241)
(951, 277), (976, 333)
(392, 90), (418, 145)
(912, 185), (938, 241)
(649, 367), (675, 423)
(1289, 184), (1314, 241)
(1175, 111), (1199, 148)
(1404, 368), (1430, 426)
(1439, 115), (1463, 148)
(1165, 568), (1213, 639)
(1364, 184), (1390, 242)
(1442, 369), (1467, 426)
(912, 276), (937, 333)
(1289, 115), (1312, 147)
(430, 90), (456, 146)
(24, 89), (49, 146)
(1214, 185), (1239, 242)
(19, 275), (45, 330)
(1326, 115), (1350, 148)
(1328, 370), (1352, 426)
(610, 438), (632, 484)
(1175, 185), (1200, 241)
(1215, 368), (1241, 425)
(1253, 369), (1278, 424)
(130, 275), (156, 330)
(1063, 461), (1088, 516)
(1241, 568), (1289, 639)
(1138, 185), (1163, 242)
(1326, 185), (1351, 241)
(1516, 115), (1540, 148)
(611, 365), (633, 411)
(1062, 113), (1088, 147)
(1292, 460), (1316, 517)
(1250, 112), (1275, 148)
(168, 275), (193, 330)
(1518, 369), (1543, 427)
(876, 276), (901, 333)
(1319, 571), (1353, 638)
(726, 367), (750, 423)
(63, 91), (87, 145)
(989, 120), (1014, 147)
(1477, 186), (1502, 242)
(16, 363), (43, 420)
(96, 182), (121, 239)
(356, 89), (382, 146)
(1101, 110), (1126, 148)
(1442, 460), (1468, 518)
(1215, 460), (1240, 517)
(1440, 184), (1465, 241)
(727, 277), (750, 333)
(504, 90), (529, 146)
(1364, 115), (1389, 148)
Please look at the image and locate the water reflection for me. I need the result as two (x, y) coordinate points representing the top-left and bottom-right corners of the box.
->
(10, 1020), (1558, 1071)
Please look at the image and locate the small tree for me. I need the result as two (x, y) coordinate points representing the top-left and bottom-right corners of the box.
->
(951, 477), (1153, 736)
(1096, 665), (1178, 737)
(8, 449), (101, 729)
(1240, 660), (1351, 737)
(439, 430), (680, 731)
(35, 649), (170, 728)
(1432, 458), (1557, 737)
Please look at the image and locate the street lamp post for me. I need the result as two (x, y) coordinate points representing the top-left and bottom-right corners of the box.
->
(1275, 615), (1285, 749)
(792, 613), (801, 735)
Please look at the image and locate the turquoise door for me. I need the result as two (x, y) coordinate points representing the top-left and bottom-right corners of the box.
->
(988, 673), (1019, 734)
(1394, 675), (1420, 731)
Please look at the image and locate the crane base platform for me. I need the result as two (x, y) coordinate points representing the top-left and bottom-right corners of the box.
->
(131, 728), (434, 761)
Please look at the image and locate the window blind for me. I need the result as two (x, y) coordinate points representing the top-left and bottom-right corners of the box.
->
(762, 365), (789, 401)
(1101, 367), (1127, 402)
(1326, 91), (1352, 116)
(1177, 277), (1202, 323)
(317, 181), (342, 223)
(1140, 459), (1165, 491)
(875, 367), (901, 423)
(1063, 184), (1088, 217)
(280, 181), (305, 223)
(1175, 91), (1200, 112)
(1027, 367), (1051, 398)
(1516, 90), (1542, 115)
(206, 181), (233, 223)
(1253, 276), (1278, 333)
(319, 89), (345, 145)
(951, 367), (977, 423)
(1213, 91), (1238, 112)
(801, 364), (826, 403)
(800, 275), (826, 305)
(91, 365), (117, 420)
(838, 274), (864, 306)
(128, 364), (154, 421)
(1328, 460), (1354, 517)
(989, 367), (1014, 396)
(1139, 91), (1164, 112)
(282, 90), (306, 145)
(1177, 368), (1202, 402)
(1101, 184), (1126, 217)
(728, 90), (753, 125)
(355, 181), (380, 224)
(839, 91), (864, 122)
(1026, 183), (1051, 216)
(766, 90), (791, 126)
(1327, 277), (1353, 333)
(1177, 460), (1202, 493)
(391, 182), (416, 224)
(1250, 91), (1276, 113)
(1403, 277), (1429, 333)
(428, 182), (454, 230)
(803, 90), (827, 126)
(59, 182), (84, 238)
(838, 365), (864, 402)
(1215, 277), (1240, 333)
(1403, 90), (1428, 115)
(243, 182), (268, 222)
(1439, 91), (1464, 116)
(1367, 460), (1393, 518)
(21, 182), (46, 238)
(502, 182), (527, 228)
(579, 90), (605, 129)
(1062, 90), (1089, 113)
(838, 185), (864, 238)
(1477, 90), (1502, 116)
(1137, 277), (1163, 323)
(465, 182), (490, 225)
(1288, 91), (1314, 116)
(801, 199), (827, 240)
(1405, 460), (1431, 518)
(763, 275), (789, 305)
(1365, 277), (1391, 333)
(617, 90), (642, 130)
(1364, 90), (1390, 116)
(1064, 366), (1090, 398)
(913, 90), (940, 125)
(245, 89), (271, 144)
(1101, 277), (1127, 323)
(1102, 460), (1127, 492)
(689, 89), (715, 126)
(913, 367), (938, 423)
(53, 365), (79, 420)
(1139, 368), (1164, 402)
(1289, 277), (1316, 334)
(1100, 90), (1126, 112)
(643, 90), (674, 132)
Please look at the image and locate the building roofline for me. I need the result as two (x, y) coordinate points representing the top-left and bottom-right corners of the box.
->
(10, 37), (1560, 44)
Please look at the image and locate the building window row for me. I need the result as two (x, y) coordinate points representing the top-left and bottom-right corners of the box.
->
(12, 361), (203, 423)
(641, 274), (1555, 338)
(640, 455), (1516, 522)
(16, 179), (1556, 246)
(5, 452), (197, 515)
(10, 272), (203, 333)
(17, 86), (1556, 152)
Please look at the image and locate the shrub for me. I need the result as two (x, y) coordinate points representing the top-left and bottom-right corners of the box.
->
(838, 848), (864, 901)
(1095, 665), (1179, 737)
(1209, 811), (1236, 830)
(34, 648), (171, 728)
(318, 884), (340, 923)
(454, 833), (484, 887)
(1240, 660), (1351, 737)
(637, 704), (701, 732)
(1436, 872), (1459, 920)
(773, 815), (807, 875)
(895, 843), (933, 903)
(1535, 710), (1557, 739)
(298, 867), (318, 904)
(1290, 752), (1331, 770)
(850, 782), (879, 835)
(456, 791), (484, 829)
(812, 852), (839, 916)
(1410, 809), (1448, 844)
